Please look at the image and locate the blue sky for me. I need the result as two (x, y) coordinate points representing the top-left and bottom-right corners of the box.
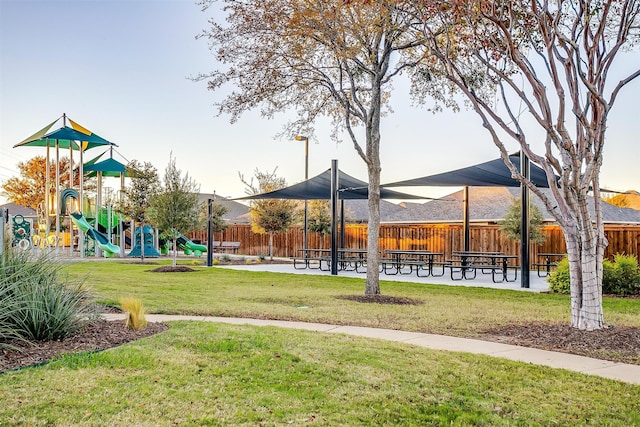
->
(1, 0), (638, 206)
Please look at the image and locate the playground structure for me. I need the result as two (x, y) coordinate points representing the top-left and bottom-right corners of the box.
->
(10, 214), (33, 250)
(9, 114), (208, 258)
(158, 233), (207, 257)
(60, 188), (119, 257)
(129, 225), (160, 257)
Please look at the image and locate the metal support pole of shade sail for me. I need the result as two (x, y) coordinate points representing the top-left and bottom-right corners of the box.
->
(330, 160), (339, 276)
(520, 152), (531, 288)
(463, 186), (470, 252)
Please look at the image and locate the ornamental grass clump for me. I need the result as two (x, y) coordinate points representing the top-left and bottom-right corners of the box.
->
(119, 297), (148, 330)
(0, 248), (100, 345)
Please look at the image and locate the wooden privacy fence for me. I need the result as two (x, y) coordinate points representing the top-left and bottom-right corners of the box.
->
(188, 223), (640, 264)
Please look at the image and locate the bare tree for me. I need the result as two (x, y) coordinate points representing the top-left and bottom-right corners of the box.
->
(196, 0), (439, 294)
(410, 0), (640, 329)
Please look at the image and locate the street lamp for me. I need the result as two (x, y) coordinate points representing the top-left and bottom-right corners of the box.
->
(207, 192), (216, 267)
(295, 135), (309, 256)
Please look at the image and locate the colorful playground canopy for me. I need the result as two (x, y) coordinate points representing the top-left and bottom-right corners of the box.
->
(83, 150), (129, 177)
(13, 115), (115, 151)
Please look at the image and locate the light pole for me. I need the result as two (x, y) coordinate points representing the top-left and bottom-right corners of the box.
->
(295, 135), (309, 256)
(207, 192), (215, 267)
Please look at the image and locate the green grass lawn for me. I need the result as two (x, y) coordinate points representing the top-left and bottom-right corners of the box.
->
(64, 260), (640, 335)
(2, 321), (639, 426)
(1, 260), (638, 426)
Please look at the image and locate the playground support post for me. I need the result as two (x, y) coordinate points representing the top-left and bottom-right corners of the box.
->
(0, 208), (7, 257)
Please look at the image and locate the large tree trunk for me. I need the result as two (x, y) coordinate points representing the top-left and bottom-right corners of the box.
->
(366, 169), (381, 295)
(563, 192), (605, 330)
(364, 85), (382, 296)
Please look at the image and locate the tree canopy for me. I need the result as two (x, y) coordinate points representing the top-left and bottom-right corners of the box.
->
(197, 0), (451, 294)
(241, 168), (297, 259)
(307, 200), (332, 237)
(1, 156), (77, 211)
(410, 0), (640, 329)
(147, 156), (203, 266)
(499, 198), (546, 244)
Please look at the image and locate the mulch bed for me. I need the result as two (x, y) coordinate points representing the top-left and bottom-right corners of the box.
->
(336, 294), (424, 305)
(0, 320), (169, 373)
(150, 266), (197, 272)
(483, 322), (640, 364)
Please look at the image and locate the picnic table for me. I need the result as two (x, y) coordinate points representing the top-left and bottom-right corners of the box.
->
(382, 250), (445, 277)
(335, 249), (370, 272)
(292, 249), (331, 270)
(292, 248), (369, 272)
(534, 253), (565, 277)
(448, 251), (519, 283)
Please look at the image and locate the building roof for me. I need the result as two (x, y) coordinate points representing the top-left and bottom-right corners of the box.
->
(384, 187), (640, 224)
(605, 190), (640, 210)
(198, 187), (640, 226)
(0, 202), (38, 218)
(198, 193), (251, 224)
(341, 199), (406, 223)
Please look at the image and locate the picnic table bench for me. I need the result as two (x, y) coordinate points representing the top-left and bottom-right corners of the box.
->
(533, 253), (565, 277)
(292, 249), (331, 270)
(381, 250), (445, 277)
(447, 251), (519, 283)
(218, 241), (241, 253)
(292, 248), (369, 272)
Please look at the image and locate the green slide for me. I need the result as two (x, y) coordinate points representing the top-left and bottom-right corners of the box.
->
(176, 233), (207, 257)
(70, 212), (120, 257)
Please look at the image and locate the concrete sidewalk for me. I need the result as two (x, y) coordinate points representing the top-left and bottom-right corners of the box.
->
(105, 313), (640, 385)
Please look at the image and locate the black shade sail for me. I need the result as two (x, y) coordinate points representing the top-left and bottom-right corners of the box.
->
(235, 169), (428, 200)
(383, 153), (551, 188)
(382, 151), (554, 289)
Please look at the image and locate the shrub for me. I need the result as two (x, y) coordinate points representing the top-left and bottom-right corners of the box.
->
(0, 248), (100, 344)
(603, 254), (640, 296)
(548, 254), (640, 296)
(547, 257), (570, 294)
(119, 297), (148, 331)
